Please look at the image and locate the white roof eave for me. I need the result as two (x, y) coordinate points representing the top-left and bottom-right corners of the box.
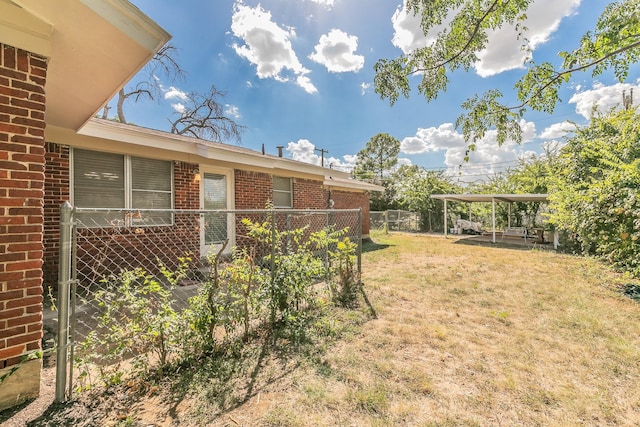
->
(77, 119), (377, 192)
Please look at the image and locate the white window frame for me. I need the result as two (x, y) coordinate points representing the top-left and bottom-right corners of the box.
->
(71, 148), (174, 227)
(272, 176), (293, 208)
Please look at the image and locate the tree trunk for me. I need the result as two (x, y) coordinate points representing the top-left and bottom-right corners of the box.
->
(117, 88), (127, 123)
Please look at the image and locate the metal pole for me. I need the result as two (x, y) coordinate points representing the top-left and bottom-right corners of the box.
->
(492, 198), (496, 244)
(68, 218), (78, 398)
(384, 210), (388, 234)
(444, 199), (448, 238)
(357, 208), (362, 276)
(55, 201), (73, 402)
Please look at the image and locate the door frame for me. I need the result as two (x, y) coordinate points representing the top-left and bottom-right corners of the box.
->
(199, 165), (235, 257)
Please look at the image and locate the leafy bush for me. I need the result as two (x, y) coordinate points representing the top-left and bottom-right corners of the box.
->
(329, 237), (361, 307)
(76, 219), (361, 389)
(548, 109), (640, 276)
(241, 217), (335, 326)
(77, 265), (183, 389)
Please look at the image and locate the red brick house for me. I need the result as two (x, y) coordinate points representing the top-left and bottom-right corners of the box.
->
(1, 0), (379, 411)
(42, 118), (381, 289)
(0, 0), (172, 411)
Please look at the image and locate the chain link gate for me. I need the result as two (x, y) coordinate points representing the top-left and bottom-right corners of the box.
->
(54, 204), (362, 401)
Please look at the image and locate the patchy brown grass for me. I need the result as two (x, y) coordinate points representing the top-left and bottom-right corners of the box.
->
(23, 232), (640, 426)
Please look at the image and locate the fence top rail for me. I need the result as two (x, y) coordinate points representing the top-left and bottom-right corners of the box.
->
(69, 206), (362, 215)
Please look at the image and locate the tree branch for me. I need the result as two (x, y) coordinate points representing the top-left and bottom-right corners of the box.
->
(408, 0), (504, 76)
(509, 38), (640, 112)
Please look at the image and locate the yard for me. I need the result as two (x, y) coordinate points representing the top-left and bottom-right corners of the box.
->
(12, 232), (640, 426)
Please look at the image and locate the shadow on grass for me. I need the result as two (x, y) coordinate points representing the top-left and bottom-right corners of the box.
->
(26, 303), (376, 426)
(362, 239), (393, 254)
(452, 236), (556, 252)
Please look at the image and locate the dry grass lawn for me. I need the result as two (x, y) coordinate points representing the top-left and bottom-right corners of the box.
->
(21, 232), (640, 426)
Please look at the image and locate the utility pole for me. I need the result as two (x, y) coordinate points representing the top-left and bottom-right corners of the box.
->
(315, 147), (329, 167)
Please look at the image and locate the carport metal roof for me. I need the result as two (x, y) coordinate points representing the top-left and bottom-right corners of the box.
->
(431, 193), (549, 203)
(430, 193), (551, 244)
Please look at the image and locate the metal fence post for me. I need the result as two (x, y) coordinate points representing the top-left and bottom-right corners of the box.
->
(56, 201), (73, 402)
(357, 208), (362, 277)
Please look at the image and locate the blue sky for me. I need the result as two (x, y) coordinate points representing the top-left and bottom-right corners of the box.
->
(116, 0), (640, 183)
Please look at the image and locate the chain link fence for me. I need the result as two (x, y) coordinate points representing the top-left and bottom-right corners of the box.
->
(370, 210), (421, 232)
(53, 205), (362, 400)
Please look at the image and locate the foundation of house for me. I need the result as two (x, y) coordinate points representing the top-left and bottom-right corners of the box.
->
(0, 359), (41, 412)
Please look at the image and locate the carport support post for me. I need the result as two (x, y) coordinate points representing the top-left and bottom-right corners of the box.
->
(492, 198), (496, 243)
(443, 199), (448, 238)
(56, 202), (73, 402)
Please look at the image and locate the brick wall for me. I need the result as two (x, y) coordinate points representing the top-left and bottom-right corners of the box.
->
(234, 170), (272, 209)
(234, 169), (370, 235)
(43, 142), (69, 289)
(293, 177), (328, 209)
(0, 43), (47, 373)
(173, 161), (200, 209)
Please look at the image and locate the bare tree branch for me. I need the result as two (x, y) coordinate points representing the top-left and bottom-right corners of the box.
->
(169, 85), (245, 143)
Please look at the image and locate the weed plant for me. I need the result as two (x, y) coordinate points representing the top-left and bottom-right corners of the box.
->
(75, 220), (360, 392)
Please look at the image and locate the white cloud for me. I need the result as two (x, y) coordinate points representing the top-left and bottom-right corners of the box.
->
(397, 157), (413, 168)
(391, 4), (444, 54)
(400, 123), (466, 154)
(225, 104), (241, 119)
(164, 86), (189, 102)
(296, 75), (319, 94)
(310, 0), (336, 8)
(476, 0), (581, 77)
(286, 139), (356, 171)
(360, 82), (371, 95)
(391, 0), (581, 77)
(540, 121), (576, 139)
(400, 120), (537, 180)
(231, 2), (317, 93)
(569, 81), (639, 119)
(309, 29), (365, 73)
(171, 103), (186, 114)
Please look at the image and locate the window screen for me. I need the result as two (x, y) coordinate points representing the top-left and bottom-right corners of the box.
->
(273, 176), (292, 208)
(73, 149), (173, 227)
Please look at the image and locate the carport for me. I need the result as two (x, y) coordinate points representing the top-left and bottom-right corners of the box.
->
(431, 193), (556, 247)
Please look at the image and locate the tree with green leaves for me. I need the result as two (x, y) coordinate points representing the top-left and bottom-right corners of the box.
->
(547, 109), (640, 276)
(374, 0), (640, 147)
(353, 133), (401, 211)
(354, 133), (401, 181)
(391, 165), (459, 230)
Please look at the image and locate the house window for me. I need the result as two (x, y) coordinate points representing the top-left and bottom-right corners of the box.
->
(72, 148), (173, 227)
(272, 176), (292, 208)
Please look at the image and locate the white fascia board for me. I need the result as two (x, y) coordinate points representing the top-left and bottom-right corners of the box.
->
(324, 176), (384, 192)
(0, 0), (52, 57)
(78, 119), (376, 192)
(80, 0), (170, 52)
(80, 119), (328, 175)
